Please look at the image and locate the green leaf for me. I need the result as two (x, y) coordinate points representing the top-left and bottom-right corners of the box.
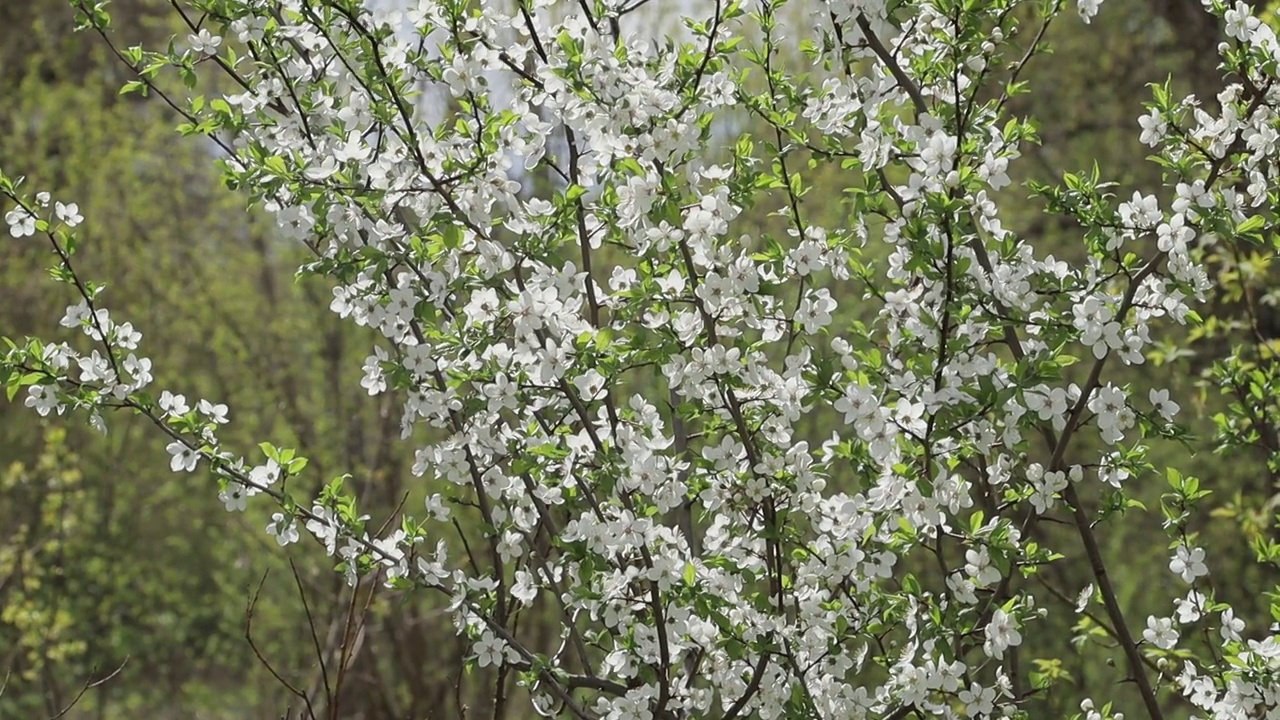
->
(441, 223), (463, 249)
(258, 441), (279, 462)
(264, 155), (289, 176)
(970, 511), (984, 534)
(1237, 215), (1266, 235)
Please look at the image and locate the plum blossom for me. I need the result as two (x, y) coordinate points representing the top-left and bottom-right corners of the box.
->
(473, 633), (508, 668)
(1144, 616), (1179, 650)
(1221, 608), (1245, 643)
(1150, 388), (1180, 421)
(1225, 1), (1262, 42)
(1157, 213), (1195, 256)
(984, 608), (1022, 658)
(1175, 590), (1206, 624)
(1078, 0), (1103, 23)
(219, 485), (247, 512)
(1138, 109), (1167, 146)
(187, 28), (222, 56)
(1088, 384), (1134, 445)
(24, 384), (60, 416)
(166, 440), (200, 473)
(5, 207), (35, 237)
(266, 512), (299, 546)
(198, 399), (229, 424)
(965, 546), (1001, 588)
(159, 390), (190, 417)
(55, 201), (82, 227)
(249, 459), (281, 489)
(1170, 544), (1208, 583)
(795, 289), (837, 333)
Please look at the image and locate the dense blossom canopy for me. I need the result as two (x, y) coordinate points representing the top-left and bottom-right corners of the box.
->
(6, 0), (1280, 718)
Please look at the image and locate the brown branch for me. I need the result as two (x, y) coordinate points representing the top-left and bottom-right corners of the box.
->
(245, 570), (319, 720)
(46, 657), (129, 720)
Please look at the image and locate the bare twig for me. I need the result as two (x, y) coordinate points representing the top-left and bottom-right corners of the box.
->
(245, 570), (319, 720)
(47, 657), (129, 720)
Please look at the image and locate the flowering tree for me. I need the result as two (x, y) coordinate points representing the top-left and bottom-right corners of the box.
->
(4, 0), (1280, 717)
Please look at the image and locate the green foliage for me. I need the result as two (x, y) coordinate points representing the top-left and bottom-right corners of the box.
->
(0, 2), (403, 717)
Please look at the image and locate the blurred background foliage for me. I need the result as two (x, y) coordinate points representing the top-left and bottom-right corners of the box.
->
(2, 0), (1280, 718)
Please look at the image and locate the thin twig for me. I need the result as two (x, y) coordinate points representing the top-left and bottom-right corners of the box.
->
(47, 657), (129, 720)
(245, 570), (319, 720)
